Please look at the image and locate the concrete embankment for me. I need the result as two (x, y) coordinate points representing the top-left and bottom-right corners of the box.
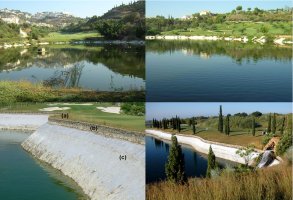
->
(0, 113), (145, 199)
(0, 114), (48, 131)
(22, 123), (145, 200)
(146, 129), (260, 165)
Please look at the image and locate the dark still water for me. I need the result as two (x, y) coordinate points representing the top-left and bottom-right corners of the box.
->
(146, 40), (292, 102)
(0, 131), (87, 200)
(0, 44), (145, 91)
(146, 136), (235, 183)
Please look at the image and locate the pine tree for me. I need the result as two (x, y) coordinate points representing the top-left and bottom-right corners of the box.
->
(280, 116), (285, 135)
(272, 113), (276, 134)
(192, 117), (196, 135)
(252, 117), (255, 136)
(206, 145), (216, 178)
(268, 113), (271, 133)
(165, 135), (186, 184)
(218, 105), (223, 133)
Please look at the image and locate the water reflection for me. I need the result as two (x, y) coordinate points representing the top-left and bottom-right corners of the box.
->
(0, 44), (145, 91)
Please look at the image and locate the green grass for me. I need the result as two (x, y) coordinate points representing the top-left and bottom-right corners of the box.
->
(161, 21), (292, 38)
(39, 31), (102, 42)
(0, 81), (145, 103)
(0, 102), (145, 132)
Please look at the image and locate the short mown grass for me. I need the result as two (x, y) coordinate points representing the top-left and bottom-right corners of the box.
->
(39, 32), (102, 43)
(147, 163), (292, 200)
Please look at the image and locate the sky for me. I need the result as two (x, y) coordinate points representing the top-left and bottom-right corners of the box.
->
(0, 0), (134, 18)
(146, 0), (292, 18)
(146, 103), (292, 120)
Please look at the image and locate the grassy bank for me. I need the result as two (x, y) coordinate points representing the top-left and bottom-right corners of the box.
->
(39, 32), (102, 43)
(160, 21), (291, 38)
(0, 81), (145, 103)
(0, 102), (145, 132)
(147, 163), (292, 200)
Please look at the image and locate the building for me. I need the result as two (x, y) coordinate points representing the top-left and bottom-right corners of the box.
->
(199, 10), (211, 16)
(1, 16), (19, 24)
(181, 15), (192, 20)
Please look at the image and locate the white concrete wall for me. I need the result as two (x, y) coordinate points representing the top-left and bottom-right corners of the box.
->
(146, 129), (260, 165)
(0, 114), (48, 131)
(22, 123), (145, 200)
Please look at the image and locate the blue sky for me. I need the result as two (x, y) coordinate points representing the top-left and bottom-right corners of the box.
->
(147, 1), (292, 18)
(146, 103), (292, 120)
(0, 0), (133, 18)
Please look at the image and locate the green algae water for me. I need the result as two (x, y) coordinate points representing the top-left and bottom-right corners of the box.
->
(0, 130), (88, 200)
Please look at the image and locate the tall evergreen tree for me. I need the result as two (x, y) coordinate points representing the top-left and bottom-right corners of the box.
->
(192, 117), (196, 135)
(225, 115), (230, 136)
(206, 146), (216, 178)
(252, 117), (255, 136)
(268, 113), (271, 133)
(280, 116), (285, 135)
(165, 135), (186, 184)
(287, 114), (292, 134)
(272, 113), (276, 134)
(218, 105), (223, 133)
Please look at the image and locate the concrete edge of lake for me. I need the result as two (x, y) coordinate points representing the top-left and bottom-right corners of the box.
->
(145, 35), (292, 45)
(146, 129), (281, 166)
(22, 123), (145, 200)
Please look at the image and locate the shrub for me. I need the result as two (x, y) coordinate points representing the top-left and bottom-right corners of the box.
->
(276, 131), (292, 156)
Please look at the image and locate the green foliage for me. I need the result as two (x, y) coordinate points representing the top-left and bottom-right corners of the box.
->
(268, 114), (272, 133)
(252, 117), (255, 136)
(262, 132), (274, 145)
(251, 111), (262, 117)
(206, 146), (216, 178)
(236, 144), (255, 166)
(280, 117), (286, 135)
(218, 105), (223, 133)
(272, 113), (277, 134)
(165, 135), (186, 184)
(120, 102), (145, 116)
(225, 115), (230, 136)
(192, 117), (196, 135)
(276, 131), (292, 156)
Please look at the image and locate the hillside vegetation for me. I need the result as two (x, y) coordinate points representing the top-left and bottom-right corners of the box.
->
(147, 6), (292, 38)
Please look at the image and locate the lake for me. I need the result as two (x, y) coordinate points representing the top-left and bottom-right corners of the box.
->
(0, 44), (145, 91)
(0, 130), (87, 200)
(146, 40), (292, 102)
(146, 136), (236, 183)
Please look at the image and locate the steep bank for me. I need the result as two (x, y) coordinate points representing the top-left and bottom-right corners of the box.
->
(146, 129), (259, 165)
(0, 114), (48, 131)
(22, 123), (145, 200)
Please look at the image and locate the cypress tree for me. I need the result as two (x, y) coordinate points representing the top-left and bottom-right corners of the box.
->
(218, 105), (223, 133)
(206, 145), (216, 178)
(225, 115), (230, 136)
(287, 114), (292, 134)
(192, 117), (196, 135)
(252, 117), (255, 136)
(165, 135), (186, 184)
(272, 113), (276, 134)
(280, 116), (285, 135)
(268, 113), (271, 133)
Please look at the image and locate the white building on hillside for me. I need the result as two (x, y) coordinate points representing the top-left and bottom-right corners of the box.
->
(181, 15), (192, 20)
(1, 16), (19, 24)
(199, 10), (211, 16)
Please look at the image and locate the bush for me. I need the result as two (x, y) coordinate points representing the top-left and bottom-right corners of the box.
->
(120, 102), (145, 116)
(276, 131), (292, 156)
(262, 133), (274, 145)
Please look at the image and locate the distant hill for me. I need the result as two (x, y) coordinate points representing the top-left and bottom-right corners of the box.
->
(0, 8), (83, 28)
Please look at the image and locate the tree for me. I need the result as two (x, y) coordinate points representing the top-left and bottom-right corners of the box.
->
(251, 111), (262, 117)
(268, 114), (272, 133)
(206, 146), (216, 178)
(287, 114), (292, 134)
(192, 117), (196, 135)
(280, 117), (285, 135)
(236, 144), (255, 166)
(218, 105), (223, 133)
(272, 113), (276, 134)
(165, 135), (186, 184)
(225, 115), (230, 136)
(236, 6), (243, 11)
(252, 117), (255, 136)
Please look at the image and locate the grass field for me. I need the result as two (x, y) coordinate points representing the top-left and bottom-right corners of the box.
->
(147, 162), (292, 200)
(161, 21), (292, 38)
(0, 102), (144, 132)
(155, 126), (265, 149)
(0, 81), (145, 103)
(39, 31), (102, 42)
